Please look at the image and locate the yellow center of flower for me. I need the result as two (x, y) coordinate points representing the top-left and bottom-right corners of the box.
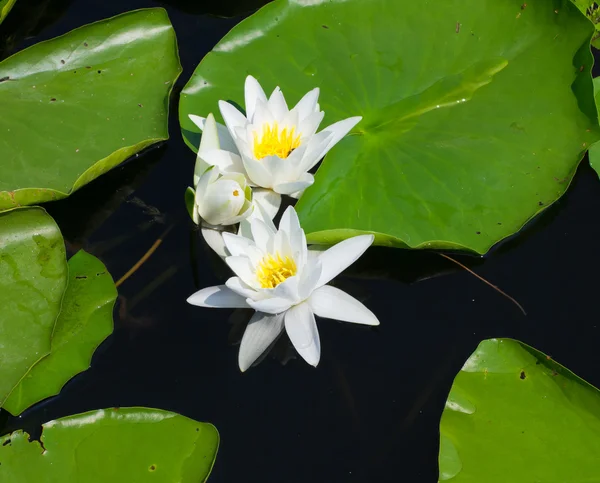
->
(253, 122), (301, 160)
(256, 252), (297, 289)
(233, 190), (239, 197)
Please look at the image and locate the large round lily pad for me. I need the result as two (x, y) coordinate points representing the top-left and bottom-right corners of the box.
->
(0, 407), (219, 482)
(439, 339), (600, 481)
(0, 8), (182, 211)
(0, 208), (117, 415)
(180, 0), (599, 254)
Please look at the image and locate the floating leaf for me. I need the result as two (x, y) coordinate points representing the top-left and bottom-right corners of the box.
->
(180, 0), (599, 254)
(3, 250), (117, 415)
(588, 77), (600, 175)
(0, 0), (16, 24)
(572, 0), (600, 48)
(0, 207), (67, 408)
(439, 339), (600, 481)
(0, 208), (116, 415)
(0, 408), (219, 482)
(0, 8), (182, 211)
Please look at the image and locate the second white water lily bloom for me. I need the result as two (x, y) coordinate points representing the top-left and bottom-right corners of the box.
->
(216, 75), (362, 197)
(187, 206), (379, 371)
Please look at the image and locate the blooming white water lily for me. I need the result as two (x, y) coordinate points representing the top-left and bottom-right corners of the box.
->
(187, 206), (379, 371)
(190, 75), (362, 199)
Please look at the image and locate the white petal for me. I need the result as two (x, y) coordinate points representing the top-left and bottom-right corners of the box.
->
(238, 311), (285, 372)
(226, 256), (260, 289)
(198, 113), (220, 151)
(243, 155), (273, 188)
(295, 131), (334, 175)
(251, 218), (276, 252)
(219, 100), (249, 136)
(201, 226), (228, 258)
(311, 116), (362, 167)
(273, 176), (314, 196)
(298, 257), (322, 300)
(284, 303), (320, 367)
(270, 275), (301, 304)
(189, 114), (239, 155)
(201, 149), (246, 176)
(252, 188), (281, 220)
(308, 285), (379, 326)
(187, 285), (249, 308)
(317, 235), (374, 288)
(222, 232), (255, 257)
(239, 197), (277, 240)
(297, 111), (325, 139)
(293, 88), (320, 120)
(245, 75), (268, 122)
(226, 276), (259, 300)
(261, 155), (292, 186)
(247, 297), (294, 314)
(278, 206), (305, 261)
(267, 87), (289, 121)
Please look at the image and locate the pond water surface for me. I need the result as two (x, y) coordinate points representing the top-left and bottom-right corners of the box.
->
(1, 1), (600, 481)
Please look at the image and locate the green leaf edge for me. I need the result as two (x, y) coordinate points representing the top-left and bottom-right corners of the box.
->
(0, 7), (183, 212)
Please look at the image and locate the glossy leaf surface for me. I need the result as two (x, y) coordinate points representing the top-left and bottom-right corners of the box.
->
(0, 408), (219, 482)
(0, 8), (182, 211)
(0, 207), (67, 407)
(3, 250), (117, 415)
(439, 339), (600, 481)
(180, 0), (599, 254)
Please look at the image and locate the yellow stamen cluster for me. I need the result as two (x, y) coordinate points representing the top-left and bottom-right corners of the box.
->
(256, 252), (297, 289)
(253, 122), (301, 160)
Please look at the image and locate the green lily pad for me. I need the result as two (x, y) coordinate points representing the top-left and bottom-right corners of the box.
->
(588, 77), (600, 175)
(0, 407), (219, 482)
(439, 339), (600, 481)
(180, 0), (599, 254)
(572, 0), (600, 48)
(3, 250), (117, 415)
(0, 0), (17, 24)
(0, 208), (117, 415)
(0, 8), (182, 211)
(0, 207), (66, 408)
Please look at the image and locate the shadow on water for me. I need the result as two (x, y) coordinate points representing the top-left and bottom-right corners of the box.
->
(157, 0), (271, 18)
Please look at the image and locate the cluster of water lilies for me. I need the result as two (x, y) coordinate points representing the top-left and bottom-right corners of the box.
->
(186, 76), (380, 371)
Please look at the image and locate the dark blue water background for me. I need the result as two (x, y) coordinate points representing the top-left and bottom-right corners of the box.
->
(1, 1), (600, 481)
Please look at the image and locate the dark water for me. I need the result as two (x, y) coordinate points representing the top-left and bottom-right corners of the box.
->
(2, 1), (600, 481)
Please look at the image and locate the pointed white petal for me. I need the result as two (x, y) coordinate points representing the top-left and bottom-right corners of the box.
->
(261, 155), (292, 186)
(270, 275), (300, 304)
(298, 257), (322, 300)
(247, 297), (294, 314)
(273, 176), (314, 196)
(317, 234), (374, 288)
(225, 276), (259, 300)
(222, 232), (255, 257)
(252, 188), (281, 220)
(297, 111), (325, 139)
(243, 155), (273, 188)
(293, 88), (320, 120)
(295, 131), (334, 174)
(219, 100), (249, 135)
(311, 116), (362, 167)
(226, 256), (260, 289)
(308, 285), (379, 326)
(267, 87), (289, 120)
(245, 75), (268, 122)
(198, 113), (220, 151)
(285, 303), (320, 367)
(252, 98), (276, 129)
(278, 206), (304, 260)
(201, 226), (228, 257)
(187, 285), (249, 308)
(251, 218), (276, 252)
(238, 311), (285, 372)
(189, 114), (238, 154)
(201, 149), (246, 175)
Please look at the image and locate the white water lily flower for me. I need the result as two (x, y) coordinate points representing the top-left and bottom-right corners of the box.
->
(192, 76), (362, 199)
(187, 206), (379, 371)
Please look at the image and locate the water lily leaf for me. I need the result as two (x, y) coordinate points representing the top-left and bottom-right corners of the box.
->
(0, 207), (67, 408)
(439, 339), (600, 481)
(179, 0), (599, 254)
(0, 407), (219, 482)
(0, 8), (182, 211)
(3, 250), (117, 415)
(572, 0), (600, 48)
(588, 77), (600, 175)
(0, 0), (17, 24)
